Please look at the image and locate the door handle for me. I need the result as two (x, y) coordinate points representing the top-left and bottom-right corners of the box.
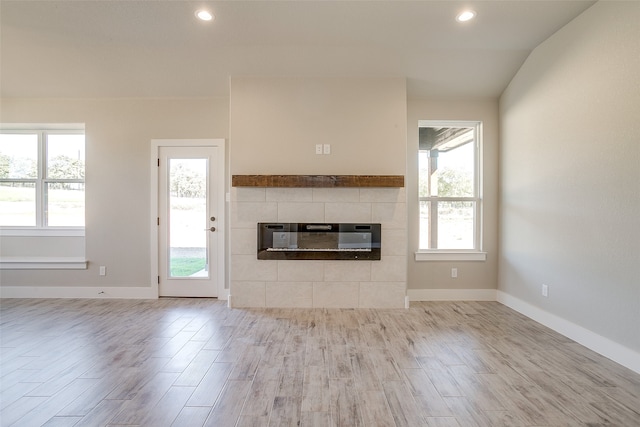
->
(204, 227), (216, 232)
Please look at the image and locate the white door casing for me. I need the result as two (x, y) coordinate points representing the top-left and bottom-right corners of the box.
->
(150, 139), (226, 298)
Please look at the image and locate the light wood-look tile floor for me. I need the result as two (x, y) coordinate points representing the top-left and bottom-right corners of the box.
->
(1, 298), (639, 427)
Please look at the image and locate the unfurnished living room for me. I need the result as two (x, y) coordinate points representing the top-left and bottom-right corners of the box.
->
(0, 1), (638, 426)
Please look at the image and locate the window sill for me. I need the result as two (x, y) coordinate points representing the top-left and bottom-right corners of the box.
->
(415, 251), (487, 262)
(0, 228), (85, 237)
(0, 257), (88, 270)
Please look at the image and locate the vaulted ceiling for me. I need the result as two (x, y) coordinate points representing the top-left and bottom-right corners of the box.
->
(0, 0), (596, 99)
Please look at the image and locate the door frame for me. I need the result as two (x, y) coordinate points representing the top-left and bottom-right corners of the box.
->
(150, 139), (227, 299)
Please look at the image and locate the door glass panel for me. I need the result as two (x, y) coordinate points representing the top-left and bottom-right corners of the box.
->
(168, 158), (208, 278)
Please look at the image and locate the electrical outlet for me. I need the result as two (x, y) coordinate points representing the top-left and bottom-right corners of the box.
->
(542, 284), (548, 297)
(315, 144), (323, 155)
(323, 144), (331, 154)
(99, 266), (106, 276)
(451, 268), (458, 278)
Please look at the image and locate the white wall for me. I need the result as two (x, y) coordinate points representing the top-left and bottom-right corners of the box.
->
(500, 1), (640, 353)
(406, 99), (499, 294)
(0, 97), (229, 289)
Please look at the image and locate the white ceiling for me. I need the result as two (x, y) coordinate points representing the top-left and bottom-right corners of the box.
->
(0, 0), (596, 99)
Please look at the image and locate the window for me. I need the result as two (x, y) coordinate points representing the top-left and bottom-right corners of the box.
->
(0, 129), (85, 231)
(417, 121), (484, 260)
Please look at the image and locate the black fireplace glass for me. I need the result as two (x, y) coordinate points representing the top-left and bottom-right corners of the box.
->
(258, 223), (381, 260)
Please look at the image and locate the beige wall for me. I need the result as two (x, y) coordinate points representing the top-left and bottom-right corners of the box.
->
(499, 1), (640, 352)
(406, 99), (499, 291)
(0, 236), (84, 258)
(0, 97), (229, 287)
(230, 76), (407, 175)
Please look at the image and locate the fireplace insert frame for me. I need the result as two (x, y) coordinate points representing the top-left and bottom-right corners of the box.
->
(257, 223), (381, 260)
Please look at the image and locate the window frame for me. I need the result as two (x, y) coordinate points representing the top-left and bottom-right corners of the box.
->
(0, 127), (85, 237)
(416, 120), (485, 261)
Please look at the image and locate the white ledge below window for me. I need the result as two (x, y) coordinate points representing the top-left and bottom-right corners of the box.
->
(415, 251), (487, 262)
(0, 228), (85, 237)
(0, 257), (88, 270)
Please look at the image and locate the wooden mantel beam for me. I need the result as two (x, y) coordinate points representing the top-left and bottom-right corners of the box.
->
(231, 175), (404, 188)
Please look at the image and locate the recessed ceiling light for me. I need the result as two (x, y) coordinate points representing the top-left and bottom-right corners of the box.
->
(195, 9), (214, 22)
(456, 10), (476, 23)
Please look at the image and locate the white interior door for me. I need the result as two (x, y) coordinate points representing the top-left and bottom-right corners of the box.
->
(158, 145), (220, 297)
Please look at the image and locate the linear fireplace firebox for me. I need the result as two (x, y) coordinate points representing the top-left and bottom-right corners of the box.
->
(258, 223), (381, 260)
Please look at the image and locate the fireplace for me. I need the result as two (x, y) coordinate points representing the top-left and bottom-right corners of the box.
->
(230, 185), (406, 308)
(258, 223), (381, 260)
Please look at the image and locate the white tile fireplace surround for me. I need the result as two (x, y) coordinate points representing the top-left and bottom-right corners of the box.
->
(230, 186), (407, 308)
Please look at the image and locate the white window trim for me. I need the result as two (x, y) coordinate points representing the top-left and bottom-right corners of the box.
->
(416, 120), (484, 261)
(0, 123), (85, 131)
(0, 125), (85, 235)
(415, 251), (487, 262)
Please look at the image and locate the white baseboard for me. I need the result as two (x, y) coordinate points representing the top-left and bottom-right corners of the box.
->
(0, 285), (229, 300)
(497, 290), (640, 375)
(0, 286), (157, 299)
(408, 288), (497, 301)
